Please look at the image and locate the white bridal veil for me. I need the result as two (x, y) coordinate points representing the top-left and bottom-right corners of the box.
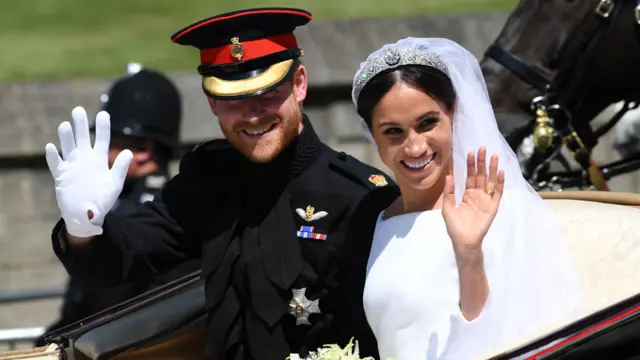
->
(352, 38), (587, 358)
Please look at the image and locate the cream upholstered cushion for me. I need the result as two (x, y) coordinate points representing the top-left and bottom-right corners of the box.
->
(542, 193), (640, 313)
(483, 191), (640, 359)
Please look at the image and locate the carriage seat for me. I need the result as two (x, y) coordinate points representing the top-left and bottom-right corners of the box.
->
(483, 191), (640, 359)
(540, 191), (640, 314)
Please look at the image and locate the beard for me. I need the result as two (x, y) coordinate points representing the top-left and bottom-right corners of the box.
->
(221, 107), (302, 163)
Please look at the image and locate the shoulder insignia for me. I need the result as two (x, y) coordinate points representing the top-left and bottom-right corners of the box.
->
(368, 174), (388, 187)
(329, 151), (395, 190)
(295, 205), (328, 222)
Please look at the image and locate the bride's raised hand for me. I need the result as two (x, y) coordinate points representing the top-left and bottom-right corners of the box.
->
(441, 147), (505, 258)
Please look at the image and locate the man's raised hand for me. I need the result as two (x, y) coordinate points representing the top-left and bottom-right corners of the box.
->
(45, 106), (133, 237)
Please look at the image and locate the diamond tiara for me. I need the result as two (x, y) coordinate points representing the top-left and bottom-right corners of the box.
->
(353, 46), (449, 104)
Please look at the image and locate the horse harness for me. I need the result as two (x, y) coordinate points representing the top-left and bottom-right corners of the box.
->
(485, 0), (640, 191)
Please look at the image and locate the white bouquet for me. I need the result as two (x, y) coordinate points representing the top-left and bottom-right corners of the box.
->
(288, 338), (393, 360)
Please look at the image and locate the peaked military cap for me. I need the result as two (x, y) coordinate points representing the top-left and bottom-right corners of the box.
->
(170, 8), (311, 100)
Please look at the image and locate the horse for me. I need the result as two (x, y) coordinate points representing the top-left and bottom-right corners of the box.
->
(480, 0), (640, 191)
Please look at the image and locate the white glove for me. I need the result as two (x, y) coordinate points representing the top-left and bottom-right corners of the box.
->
(45, 106), (133, 237)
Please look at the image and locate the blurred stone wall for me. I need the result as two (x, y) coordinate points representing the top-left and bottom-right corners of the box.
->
(0, 11), (637, 349)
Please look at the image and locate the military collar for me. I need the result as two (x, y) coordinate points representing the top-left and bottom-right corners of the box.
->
(245, 113), (323, 183)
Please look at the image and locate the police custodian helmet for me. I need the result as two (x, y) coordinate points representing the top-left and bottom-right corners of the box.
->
(98, 66), (182, 154)
(170, 7), (311, 100)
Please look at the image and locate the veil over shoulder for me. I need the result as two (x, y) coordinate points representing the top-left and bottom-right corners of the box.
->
(351, 38), (587, 359)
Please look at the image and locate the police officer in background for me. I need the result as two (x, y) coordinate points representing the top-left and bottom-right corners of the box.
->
(37, 64), (199, 345)
(98, 63), (181, 215)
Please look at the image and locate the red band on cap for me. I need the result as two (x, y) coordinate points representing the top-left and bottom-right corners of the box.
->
(200, 33), (299, 65)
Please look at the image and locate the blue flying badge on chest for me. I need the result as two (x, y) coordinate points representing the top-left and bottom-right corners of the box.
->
(295, 205), (329, 241)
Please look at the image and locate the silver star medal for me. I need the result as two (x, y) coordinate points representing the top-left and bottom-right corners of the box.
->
(289, 288), (320, 326)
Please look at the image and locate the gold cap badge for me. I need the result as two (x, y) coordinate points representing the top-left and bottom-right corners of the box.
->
(230, 37), (244, 61)
(368, 174), (388, 187)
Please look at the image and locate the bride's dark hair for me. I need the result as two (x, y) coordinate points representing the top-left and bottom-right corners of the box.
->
(356, 65), (456, 129)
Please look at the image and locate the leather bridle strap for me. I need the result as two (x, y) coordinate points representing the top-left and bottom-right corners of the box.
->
(552, 0), (620, 113)
(484, 45), (549, 93)
(548, 1), (621, 191)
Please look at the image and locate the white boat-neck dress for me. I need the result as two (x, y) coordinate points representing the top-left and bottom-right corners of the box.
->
(362, 204), (585, 360)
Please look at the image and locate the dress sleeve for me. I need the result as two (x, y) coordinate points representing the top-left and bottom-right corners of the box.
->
(443, 191), (587, 359)
(52, 170), (202, 287)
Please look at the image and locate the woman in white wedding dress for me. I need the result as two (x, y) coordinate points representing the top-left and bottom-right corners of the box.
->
(349, 38), (587, 360)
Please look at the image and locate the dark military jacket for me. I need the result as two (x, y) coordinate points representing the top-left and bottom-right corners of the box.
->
(52, 115), (397, 359)
(111, 170), (170, 216)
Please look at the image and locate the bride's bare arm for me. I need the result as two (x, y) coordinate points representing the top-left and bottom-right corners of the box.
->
(456, 248), (489, 321)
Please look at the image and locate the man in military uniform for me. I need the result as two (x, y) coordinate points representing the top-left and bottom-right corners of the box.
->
(37, 65), (200, 345)
(44, 8), (396, 359)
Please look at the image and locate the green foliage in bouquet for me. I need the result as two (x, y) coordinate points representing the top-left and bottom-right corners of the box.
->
(288, 338), (394, 360)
